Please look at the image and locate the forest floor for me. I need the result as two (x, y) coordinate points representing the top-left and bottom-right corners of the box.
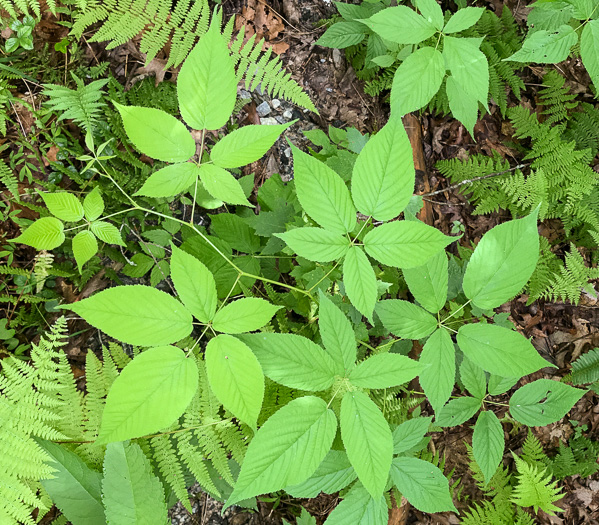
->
(3, 0), (599, 523)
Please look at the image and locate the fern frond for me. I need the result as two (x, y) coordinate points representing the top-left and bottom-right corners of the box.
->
(511, 454), (563, 515)
(520, 431), (548, 466)
(0, 159), (18, 200)
(571, 348), (599, 385)
(0, 0), (56, 17)
(538, 71), (577, 126)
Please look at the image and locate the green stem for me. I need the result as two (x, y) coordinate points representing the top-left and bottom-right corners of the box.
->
(440, 299), (471, 325)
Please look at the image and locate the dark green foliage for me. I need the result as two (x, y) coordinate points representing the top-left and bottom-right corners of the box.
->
(571, 348), (599, 385)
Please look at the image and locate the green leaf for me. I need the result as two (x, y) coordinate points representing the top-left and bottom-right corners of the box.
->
(211, 213), (260, 253)
(98, 346), (198, 443)
(351, 116), (415, 220)
(435, 396), (481, 427)
(393, 417), (432, 454)
(91, 220), (126, 246)
(40, 191), (84, 222)
(343, 246), (377, 320)
(487, 374), (518, 396)
(227, 396), (337, 506)
(318, 291), (357, 370)
(170, 244), (217, 323)
(443, 7), (484, 34)
(72, 230), (98, 272)
(291, 144), (356, 234)
(443, 36), (489, 105)
(64, 285), (193, 346)
(446, 75), (478, 137)
(402, 251), (448, 314)
(462, 210), (539, 310)
(419, 328), (455, 414)
(340, 391), (393, 498)
(571, 348), (599, 385)
(460, 356), (487, 400)
(506, 25), (578, 63)
(323, 482), (388, 525)
(238, 333), (342, 390)
(102, 441), (168, 525)
(581, 20), (599, 93)
(211, 122), (294, 169)
(285, 450), (357, 498)
(135, 163), (200, 198)
(391, 457), (457, 513)
(206, 334), (264, 429)
(83, 187), (104, 221)
(472, 411), (504, 485)
(177, 21), (237, 131)
(13, 217), (65, 250)
(509, 379), (586, 426)
(415, 0), (444, 30)
(316, 21), (366, 48)
(276, 228), (350, 262)
(376, 299), (437, 339)
(349, 353), (422, 389)
(38, 440), (105, 525)
(391, 47), (445, 116)
(122, 253), (154, 278)
(363, 220), (454, 269)
(198, 164), (253, 207)
(457, 323), (552, 378)
(113, 102), (195, 162)
(363, 6), (437, 44)
(212, 298), (281, 334)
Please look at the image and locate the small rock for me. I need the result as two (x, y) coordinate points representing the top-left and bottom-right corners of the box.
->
(256, 101), (271, 117)
(260, 117), (279, 126)
(272, 99), (281, 109)
(238, 89), (251, 99)
(284, 147), (292, 157)
(332, 48), (343, 69)
(275, 116), (286, 124)
(283, 110), (293, 119)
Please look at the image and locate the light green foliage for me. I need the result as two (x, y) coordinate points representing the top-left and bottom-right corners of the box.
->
(13, 217), (65, 251)
(343, 245), (378, 319)
(419, 328), (455, 415)
(323, 482), (388, 524)
(571, 348), (599, 385)
(472, 411), (505, 485)
(510, 455), (563, 515)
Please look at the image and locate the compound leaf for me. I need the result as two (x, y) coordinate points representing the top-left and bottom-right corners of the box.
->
(393, 417), (432, 454)
(419, 328), (455, 414)
(446, 75), (478, 137)
(72, 230), (98, 272)
(343, 246), (377, 320)
(318, 291), (357, 370)
(349, 353), (422, 389)
(376, 299), (437, 339)
(212, 298), (281, 334)
(402, 251), (448, 313)
(13, 217), (65, 251)
(41, 192), (84, 222)
(435, 396), (481, 427)
(472, 411), (504, 485)
(443, 36), (489, 105)
(83, 187), (104, 222)
(443, 7), (484, 33)
(135, 163), (200, 198)
(276, 228), (350, 262)
(198, 164), (253, 207)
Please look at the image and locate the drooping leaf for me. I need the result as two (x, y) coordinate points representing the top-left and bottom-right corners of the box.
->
(343, 246), (377, 320)
(113, 103), (195, 162)
(402, 250), (448, 313)
(285, 450), (357, 498)
(177, 21), (237, 130)
(419, 328), (455, 414)
(459, 356), (487, 400)
(472, 411), (504, 485)
(581, 20), (599, 93)
(72, 230), (98, 272)
(238, 333), (343, 391)
(41, 191), (84, 222)
(446, 75), (478, 137)
(170, 245), (217, 323)
(98, 346), (198, 443)
(291, 144), (356, 234)
(13, 217), (65, 250)
(351, 116), (415, 220)
(435, 396), (481, 427)
(90, 221), (125, 246)
(212, 298), (281, 334)
(391, 457), (457, 513)
(349, 353), (422, 389)
(509, 379), (586, 426)
(135, 163), (200, 198)
(457, 323), (552, 378)
(318, 291), (357, 370)
(227, 396), (337, 506)
(198, 164), (253, 207)
(38, 440), (105, 525)
(376, 300), (437, 339)
(206, 335), (264, 429)
(393, 417), (432, 454)
(64, 285), (193, 346)
(443, 36), (489, 104)
(443, 7), (484, 33)
(362, 6), (437, 44)
(276, 228), (350, 262)
(462, 210), (539, 310)
(391, 47), (445, 116)
(340, 391), (393, 498)
(211, 122), (294, 169)
(323, 482), (388, 525)
(506, 25), (578, 63)
(83, 187), (104, 222)
(316, 21), (367, 48)
(364, 220), (454, 269)
(102, 441), (168, 525)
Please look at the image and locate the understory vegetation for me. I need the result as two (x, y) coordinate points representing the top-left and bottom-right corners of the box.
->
(1, 0), (599, 524)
